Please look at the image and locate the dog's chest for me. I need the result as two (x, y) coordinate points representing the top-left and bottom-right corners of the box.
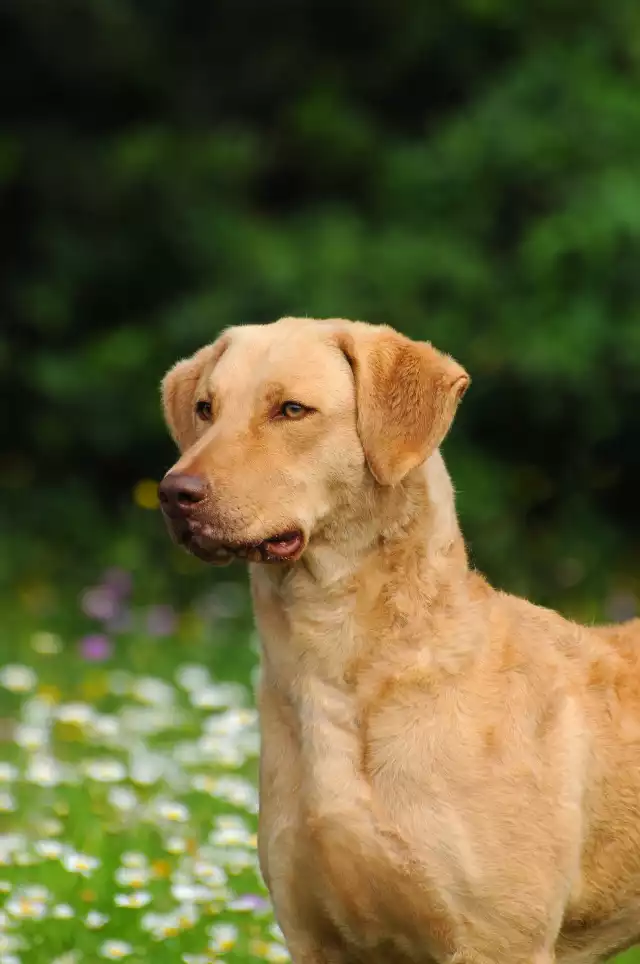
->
(290, 677), (456, 962)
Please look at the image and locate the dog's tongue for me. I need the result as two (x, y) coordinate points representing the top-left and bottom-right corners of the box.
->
(263, 531), (303, 558)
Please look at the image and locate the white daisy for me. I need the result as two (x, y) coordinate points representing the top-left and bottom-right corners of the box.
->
(0, 933), (22, 954)
(207, 922), (238, 952)
(175, 664), (210, 692)
(193, 861), (226, 886)
(171, 883), (214, 904)
(26, 755), (65, 787)
(120, 851), (147, 868)
(6, 895), (46, 920)
(52, 903), (75, 919)
(56, 703), (94, 727)
(190, 682), (245, 709)
(206, 846), (257, 872)
(204, 775), (259, 811)
(131, 677), (174, 706)
(52, 953), (81, 964)
(37, 817), (63, 837)
(85, 910), (109, 929)
(0, 794), (16, 814)
(209, 815), (255, 848)
(34, 840), (65, 860)
(204, 707), (257, 735)
(13, 724), (47, 751)
(141, 908), (196, 940)
(84, 759), (127, 783)
(164, 836), (187, 855)
(98, 941), (133, 959)
(115, 866), (149, 889)
(90, 714), (120, 742)
(108, 787), (138, 813)
(128, 748), (164, 785)
(114, 891), (151, 909)
(62, 852), (100, 876)
(265, 943), (291, 962)
(0, 665), (36, 693)
(155, 800), (189, 823)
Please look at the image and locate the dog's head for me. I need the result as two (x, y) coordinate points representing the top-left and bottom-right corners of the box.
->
(159, 317), (468, 565)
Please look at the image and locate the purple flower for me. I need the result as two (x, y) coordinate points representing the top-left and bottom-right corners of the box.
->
(78, 633), (113, 662)
(228, 894), (271, 913)
(80, 586), (120, 622)
(102, 568), (133, 599)
(105, 607), (133, 635)
(145, 605), (177, 638)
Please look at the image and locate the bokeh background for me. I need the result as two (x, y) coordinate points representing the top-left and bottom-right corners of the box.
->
(2, 0), (640, 616)
(1, 2), (639, 962)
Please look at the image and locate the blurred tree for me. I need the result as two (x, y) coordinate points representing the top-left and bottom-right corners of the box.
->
(0, 0), (639, 611)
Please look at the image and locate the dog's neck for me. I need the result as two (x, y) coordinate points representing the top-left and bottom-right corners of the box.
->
(308, 448), (465, 587)
(251, 450), (480, 693)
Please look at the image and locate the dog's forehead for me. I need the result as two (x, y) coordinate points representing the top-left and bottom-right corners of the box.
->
(206, 321), (353, 405)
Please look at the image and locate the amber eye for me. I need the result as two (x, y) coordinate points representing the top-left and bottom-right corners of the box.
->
(280, 401), (308, 419)
(195, 400), (212, 421)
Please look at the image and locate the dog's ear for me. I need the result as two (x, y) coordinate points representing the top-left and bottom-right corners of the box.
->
(161, 335), (229, 452)
(336, 324), (469, 486)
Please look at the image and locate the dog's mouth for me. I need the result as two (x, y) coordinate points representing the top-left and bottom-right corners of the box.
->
(177, 525), (305, 566)
(261, 531), (304, 558)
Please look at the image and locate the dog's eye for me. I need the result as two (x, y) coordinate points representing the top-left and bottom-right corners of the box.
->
(195, 400), (212, 421)
(280, 401), (308, 420)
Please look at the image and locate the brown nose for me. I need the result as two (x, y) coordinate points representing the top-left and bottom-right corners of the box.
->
(158, 473), (207, 513)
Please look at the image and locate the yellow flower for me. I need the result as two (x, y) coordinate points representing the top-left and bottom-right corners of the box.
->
(38, 684), (61, 704)
(151, 859), (171, 879)
(133, 479), (160, 510)
(80, 675), (108, 701)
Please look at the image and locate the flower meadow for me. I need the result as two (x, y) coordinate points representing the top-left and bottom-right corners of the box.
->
(0, 569), (290, 964)
(3, 568), (639, 964)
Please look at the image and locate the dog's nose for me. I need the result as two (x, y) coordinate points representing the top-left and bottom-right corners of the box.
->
(158, 473), (207, 512)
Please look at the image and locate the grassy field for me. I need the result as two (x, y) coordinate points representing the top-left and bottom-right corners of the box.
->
(1, 564), (638, 964)
(0, 568), (286, 964)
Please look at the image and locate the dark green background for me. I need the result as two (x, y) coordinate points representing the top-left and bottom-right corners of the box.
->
(1, 0), (639, 618)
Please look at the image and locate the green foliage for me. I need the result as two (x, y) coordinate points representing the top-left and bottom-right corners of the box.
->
(1, 0), (639, 612)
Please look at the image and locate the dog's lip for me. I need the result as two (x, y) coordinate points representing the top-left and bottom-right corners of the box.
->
(178, 523), (306, 564)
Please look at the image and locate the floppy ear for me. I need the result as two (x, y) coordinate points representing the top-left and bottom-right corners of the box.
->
(336, 323), (469, 486)
(161, 335), (229, 452)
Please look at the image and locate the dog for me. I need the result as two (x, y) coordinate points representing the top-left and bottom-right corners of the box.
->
(159, 316), (640, 964)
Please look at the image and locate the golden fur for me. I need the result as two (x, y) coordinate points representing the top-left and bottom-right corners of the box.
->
(160, 316), (640, 964)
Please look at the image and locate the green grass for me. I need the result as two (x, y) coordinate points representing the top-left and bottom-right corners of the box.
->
(0, 571), (286, 963)
(1, 566), (639, 964)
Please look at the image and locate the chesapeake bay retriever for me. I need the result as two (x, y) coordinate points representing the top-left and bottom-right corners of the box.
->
(159, 316), (640, 964)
